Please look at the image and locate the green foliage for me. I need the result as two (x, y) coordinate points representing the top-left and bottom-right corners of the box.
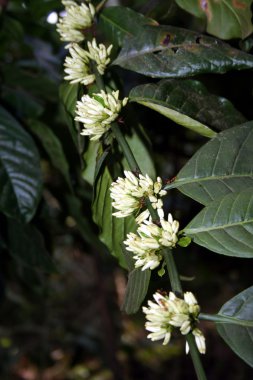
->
(184, 189), (253, 258)
(130, 80), (246, 137)
(175, 0), (253, 40)
(216, 286), (253, 367)
(0, 106), (42, 222)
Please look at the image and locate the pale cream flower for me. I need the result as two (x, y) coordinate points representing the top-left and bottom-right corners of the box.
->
(124, 214), (179, 271)
(110, 171), (167, 223)
(64, 43), (95, 85)
(143, 291), (206, 354)
(57, 0), (95, 46)
(86, 38), (113, 75)
(75, 90), (128, 140)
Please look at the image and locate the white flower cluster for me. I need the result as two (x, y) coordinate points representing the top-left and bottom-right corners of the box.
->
(64, 40), (112, 85)
(124, 214), (179, 270)
(143, 291), (206, 354)
(56, 0), (95, 46)
(75, 90), (128, 140)
(110, 171), (167, 223)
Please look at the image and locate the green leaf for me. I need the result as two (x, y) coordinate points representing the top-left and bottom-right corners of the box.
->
(175, 0), (253, 40)
(184, 188), (253, 258)
(28, 120), (72, 190)
(99, 6), (157, 48)
(8, 219), (55, 272)
(165, 123), (253, 205)
(216, 286), (253, 367)
(59, 82), (80, 149)
(82, 140), (100, 186)
(121, 268), (151, 314)
(0, 106), (42, 222)
(92, 157), (136, 268)
(130, 80), (246, 137)
(113, 25), (253, 78)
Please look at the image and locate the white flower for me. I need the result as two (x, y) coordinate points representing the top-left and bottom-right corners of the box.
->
(75, 90), (128, 140)
(143, 291), (206, 354)
(124, 214), (179, 271)
(86, 38), (113, 75)
(64, 43), (95, 85)
(110, 171), (167, 223)
(57, 0), (95, 46)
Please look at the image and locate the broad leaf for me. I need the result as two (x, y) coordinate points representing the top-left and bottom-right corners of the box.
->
(8, 219), (55, 272)
(184, 189), (253, 258)
(113, 25), (253, 78)
(121, 268), (151, 314)
(28, 120), (72, 190)
(216, 286), (253, 367)
(175, 0), (253, 40)
(82, 141), (100, 186)
(130, 80), (246, 137)
(165, 123), (253, 205)
(99, 6), (157, 48)
(0, 106), (42, 222)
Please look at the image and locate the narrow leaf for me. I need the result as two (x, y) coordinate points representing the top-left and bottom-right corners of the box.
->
(216, 286), (253, 367)
(176, 0), (253, 40)
(184, 189), (253, 258)
(0, 106), (42, 222)
(114, 25), (253, 78)
(165, 123), (253, 205)
(121, 268), (151, 314)
(130, 80), (246, 136)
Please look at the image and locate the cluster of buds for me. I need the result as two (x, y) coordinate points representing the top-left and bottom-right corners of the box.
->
(124, 214), (179, 271)
(143, 291), (206, 354)
(56, 0), (95, 46)
(110, 171), (167, 224)
(75, 90), (128, 140)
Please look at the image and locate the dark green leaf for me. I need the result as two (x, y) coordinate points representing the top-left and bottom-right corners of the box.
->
(216, 286), (253, 367)
(0, 106), (42, 222)
(99, 6), (157, 48)
(113, 25), (253, 78)
(184, 189), (253, 258)
(165, 123), (253, 205)
(28, 120), (72, 190)
(8, 219), (55, 272)
(59, 82), (80, 149)
(130, 80), (246, 136)
(176, 0), (253, 40)
(121, 268), (151, 314)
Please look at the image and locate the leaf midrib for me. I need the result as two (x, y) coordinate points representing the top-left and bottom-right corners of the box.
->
(185, 218), (253, 234)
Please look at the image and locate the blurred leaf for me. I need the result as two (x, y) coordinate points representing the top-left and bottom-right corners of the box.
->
(184, 188), (253, 258)
(175, 0), (253, 40)
(130, 80), (246, 137)
(59, 82), (79, 149)
(0, 106), (42, 222)
(121, 268), (151, 314)
(2, 87), (44, 119)
(99, 6), (157, 48)
(8, 219), (55, 272)
(28, 120), (72, 190)
(216, 286), (253, 367)
(113, 25), (253, 78)
(165, 123), (253, 205)
(82, 141), (100, 186)
(28, 0), (61, 18)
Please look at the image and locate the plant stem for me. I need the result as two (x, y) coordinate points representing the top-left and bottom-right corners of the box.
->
(186, 334), (207, 380)
(163, 249), (182, 295)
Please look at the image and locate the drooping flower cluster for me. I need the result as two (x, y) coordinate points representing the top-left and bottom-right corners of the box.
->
(110, 171), (167, 224)
(75, 90), (128, 140)
(124, 214), (179, 270)
(56, 0), (95, 46)
(143, 291), (206, 354)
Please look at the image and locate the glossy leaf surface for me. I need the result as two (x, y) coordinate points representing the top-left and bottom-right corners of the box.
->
(130, 80), (246, 137)
(184, 189), (253, 258)
(0, 106), (42, 221)
(166, 123), (253, 205)
(217, 286), (253, 367)
(114, 25), (253, 78)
